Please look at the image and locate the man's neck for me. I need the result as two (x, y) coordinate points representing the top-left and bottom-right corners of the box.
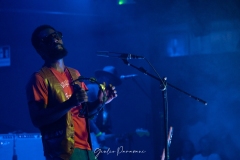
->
(45, 59), (65, 73)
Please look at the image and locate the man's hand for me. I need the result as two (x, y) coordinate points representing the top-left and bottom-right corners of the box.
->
(98, 83), (117, 104)
(69, 84), (88, 106)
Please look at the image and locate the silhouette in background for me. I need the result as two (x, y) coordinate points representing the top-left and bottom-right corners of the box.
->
(179, 108), (210, 153)
(175, 140), (195, 160)
(218, 133), (240, 160)
(192, 135), (221, 160)
(87, 66), (122, 159)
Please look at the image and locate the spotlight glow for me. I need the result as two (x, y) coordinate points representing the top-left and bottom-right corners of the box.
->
(118, 0), (135, 5)
(118, 0), (125, 5)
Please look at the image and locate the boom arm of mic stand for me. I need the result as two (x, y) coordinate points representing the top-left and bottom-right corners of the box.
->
(122, 59), (207, 105)
(167, 84), (207, 105)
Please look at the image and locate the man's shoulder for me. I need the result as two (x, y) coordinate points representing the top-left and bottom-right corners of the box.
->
(66, 66), (80, 76)
(66, 66), (78, 72)
(28, 68), (44, 80)
(26, 71), (45, 88)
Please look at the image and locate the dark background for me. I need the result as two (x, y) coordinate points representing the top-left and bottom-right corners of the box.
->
(1, 0), (240, 159)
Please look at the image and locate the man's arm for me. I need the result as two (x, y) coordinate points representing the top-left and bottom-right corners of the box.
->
(87, 84), (117, 117)
(26, 74), (88, 128)
(28, 100), (73, 128)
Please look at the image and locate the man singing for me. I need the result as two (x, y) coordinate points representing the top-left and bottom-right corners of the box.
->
(26, 25), (117, 160)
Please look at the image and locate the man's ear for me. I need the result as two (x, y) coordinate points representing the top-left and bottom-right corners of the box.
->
(37, 41), (46, 50)
(37, 40), (49, 51)
(36, 44), (47, 60)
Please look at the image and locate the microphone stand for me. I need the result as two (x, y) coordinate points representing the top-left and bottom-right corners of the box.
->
(121, 59), (207, 160)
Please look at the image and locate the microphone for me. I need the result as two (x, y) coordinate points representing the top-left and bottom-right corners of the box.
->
(120, 74), (137, 79)
(97, 51), (145, 59)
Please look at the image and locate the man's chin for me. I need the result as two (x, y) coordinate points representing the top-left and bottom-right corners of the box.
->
(50, 53), (68, 61)
(47, 50), (68, 61)
(46, 45), (68, 61)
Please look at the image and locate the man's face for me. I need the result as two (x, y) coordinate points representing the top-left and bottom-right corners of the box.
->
(38, 28), (68, 61)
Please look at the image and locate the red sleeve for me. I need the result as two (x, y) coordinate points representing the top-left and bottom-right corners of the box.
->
(27, 73), (48, 107)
